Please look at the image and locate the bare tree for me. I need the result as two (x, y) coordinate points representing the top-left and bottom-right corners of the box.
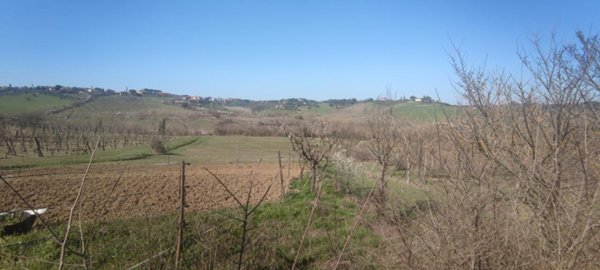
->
(205, 164), (273, 270)
(59, 139), (100, 270)
(367, 106), (402, 208)
(284, 122), (335, 192)
(379, 32), (600, 270)
(431, 33), (600, 268)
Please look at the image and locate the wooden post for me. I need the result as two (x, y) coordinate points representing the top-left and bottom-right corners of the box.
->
(287, 151), (291, 178)
(423, 147), (429, 184)
(406, 157), (410, 184)
(175, 161), (189, 269)
(236, 144), (240, 166)
(299, 154), (304, 180)
(278, 151), (285, 198)
(34, 137), (44, 157)
(5, 138), (16, 156)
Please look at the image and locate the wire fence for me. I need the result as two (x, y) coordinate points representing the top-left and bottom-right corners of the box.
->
(0, 150), (299, 269)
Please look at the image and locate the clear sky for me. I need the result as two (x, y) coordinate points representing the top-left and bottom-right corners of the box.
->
(1, 1), (599, 103)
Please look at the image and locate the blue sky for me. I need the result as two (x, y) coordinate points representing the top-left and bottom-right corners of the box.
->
(1, 1), (599, 103)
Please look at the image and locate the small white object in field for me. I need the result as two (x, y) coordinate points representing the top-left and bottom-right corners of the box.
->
(23, 208), (47, 216)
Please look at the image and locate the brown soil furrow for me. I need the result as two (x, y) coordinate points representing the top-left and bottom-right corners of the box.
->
(1, 163), (299, 221)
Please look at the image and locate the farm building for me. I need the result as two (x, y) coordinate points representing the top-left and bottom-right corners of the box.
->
(139, 88), (162, 95)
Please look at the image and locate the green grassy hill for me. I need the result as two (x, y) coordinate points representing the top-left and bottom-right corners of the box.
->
(51, 96), (216, 134)
(252, 100), (459, 123)
(0, 94), (75, 115)
(0, 94), (459, 137)
(392, 102), (460, 122)
(312, 101), (459, 123)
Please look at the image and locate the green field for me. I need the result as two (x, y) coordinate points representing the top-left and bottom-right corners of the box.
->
(0, 94), (75, 115)
(167, 135), (294, 164)
(253, 101), (459, 123)
(0, 135), (295, 170)
(392, 102), (460, 122)
(64, 96), (178, 114)
(306, 101), (459, 123)
(297, 102), (337, 116)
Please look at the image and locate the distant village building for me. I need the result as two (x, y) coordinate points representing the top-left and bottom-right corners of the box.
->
(410, 96), (422, 102)
(139, 89), (162, 95)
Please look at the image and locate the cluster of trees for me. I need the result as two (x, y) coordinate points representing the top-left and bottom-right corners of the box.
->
(276, 98), (320, 110)
(326, 98), (357, 108)
(281, 31), (600, 269)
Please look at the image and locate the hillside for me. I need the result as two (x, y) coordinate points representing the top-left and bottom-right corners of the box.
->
(0, 94), (76, 115)
(316, 101), (457, 122)
(48, 95), (217, 135)
(0, 90), (456, 137)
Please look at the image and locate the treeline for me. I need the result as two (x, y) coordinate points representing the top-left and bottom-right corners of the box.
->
(0, 84), (118, 97)
(326, 98), (357, 108)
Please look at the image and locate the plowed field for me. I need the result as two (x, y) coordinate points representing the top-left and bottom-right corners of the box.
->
(1, 162), (299, 221)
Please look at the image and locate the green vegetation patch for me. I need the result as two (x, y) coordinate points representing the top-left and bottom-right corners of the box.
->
(0, 94), (75, 115)
(0, 137), (204, 170)
(0, 135), (294, 170)
(393, 102), (460, 122)
(171, 135), (294, 165)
